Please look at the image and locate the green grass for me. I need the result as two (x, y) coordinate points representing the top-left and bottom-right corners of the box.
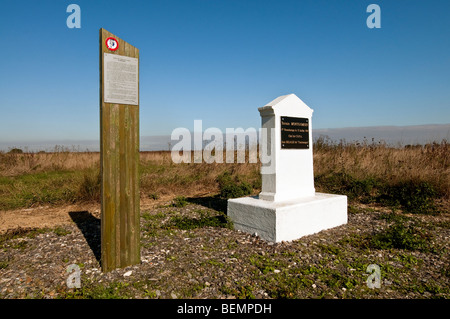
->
(220, 283), (256, 299)
(53, 227), (72, 237)
(141, 208), (233, 238)
(338, 219), (435, 253)
(0, 226), (72, 250)
(370, 222), (433, 252)
(168, 213), (232, 230)
(171, 196), (188, 208)
(61, 280), (131, 299)
(377, 211), (412, 223)
(314, 172), (380, 202)
(315, 172), (441, 214)
(395, 253), (422, 269)
(0, 227), (48, 245)
(249, 254), (283, 275)
(378, 181), (439, 214)
(0, 169), (101, 210)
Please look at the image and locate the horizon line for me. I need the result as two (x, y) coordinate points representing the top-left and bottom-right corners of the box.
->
(1, 123), (449, 144)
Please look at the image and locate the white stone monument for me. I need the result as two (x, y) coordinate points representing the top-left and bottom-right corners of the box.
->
(227, 94), (347, 242)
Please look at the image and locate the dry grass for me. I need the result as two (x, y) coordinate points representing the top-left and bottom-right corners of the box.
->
(0, 151), (100, 177)
(0, 140), (448, 210)
(139, 151), (260, 198)
(314, 139), (449, 199)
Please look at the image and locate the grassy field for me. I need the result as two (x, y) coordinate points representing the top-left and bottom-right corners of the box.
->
(0, 139), (448, 213)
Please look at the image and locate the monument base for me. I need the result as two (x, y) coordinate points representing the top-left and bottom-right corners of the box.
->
(227, 193), (347, 243)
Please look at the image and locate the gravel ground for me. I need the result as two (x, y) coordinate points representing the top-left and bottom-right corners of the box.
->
(0, 197), (449, 299)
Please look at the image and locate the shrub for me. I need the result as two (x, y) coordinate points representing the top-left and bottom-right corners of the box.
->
(216, 171), (252, 199)
(316, 173), (440, 214)
(8, 148), (23, 154)
(77, 170), (101, 202)
(171, 196), (188, 207)
(370, 222), (432, 251)
(379, 181), (438, 214)
(314, 172), (380, 202)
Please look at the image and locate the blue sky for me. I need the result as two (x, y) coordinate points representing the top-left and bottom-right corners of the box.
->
(0, 0), (449, 142)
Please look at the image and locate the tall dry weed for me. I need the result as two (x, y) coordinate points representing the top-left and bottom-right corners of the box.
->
(313, 139), (449, 199)
(0, 140), (448, 209)
(0, 151), (99, 176)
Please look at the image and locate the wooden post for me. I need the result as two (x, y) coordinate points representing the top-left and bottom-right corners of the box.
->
(100, 28), (140, 272)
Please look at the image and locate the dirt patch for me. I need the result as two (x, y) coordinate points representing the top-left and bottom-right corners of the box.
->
(0, 205), (95, 234)
(0, 194), (188, 235)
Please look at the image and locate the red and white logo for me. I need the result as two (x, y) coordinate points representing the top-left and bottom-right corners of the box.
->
(105, 37), (119, 51)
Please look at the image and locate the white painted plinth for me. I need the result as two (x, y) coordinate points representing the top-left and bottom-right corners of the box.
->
(227, 193), (348, 243)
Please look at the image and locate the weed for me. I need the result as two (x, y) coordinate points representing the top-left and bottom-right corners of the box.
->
(143, 289), (158, 298)
(396, 253), (422, 268)
(148, 193), (159, 200)
(53, 227), (71, 237)
(249, 254), (283, 274)
(216, 171), (252, 199)
(264, 275), (313, 299)
(340, 220), (434, 252)
(76, 169), (100, 202)
(221, 283), (256, 299)
(318, 244), (342, 256)
(338, 233), (371, 249)
(378, 212), (412, 223)
(142, 211), (166, 222)
(8, 148), (23, 154)
(171, 196), (188, 208)
(0, 227), (52, 249)
(168, 213), (232, 230)
(207, 259), (224, 268)
(370, 222), (433, 251)
(322, 270), (359, 289)
(62, 281), (131, 299)
(0, 171), (80, 209)
(398, 279), (450, 297)
(314, 173), (380, 203)
(11, 240), (28, 250)
(347, 206), (361, 214)
(441, 265), (450, 278)
(379, 181), (439, 214)
(166, 255), (177, 262)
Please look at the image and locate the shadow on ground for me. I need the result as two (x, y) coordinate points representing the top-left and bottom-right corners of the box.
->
(186, 195), (228, 213)
(68, 196), (228, 263)
(68, 211), (101, 263)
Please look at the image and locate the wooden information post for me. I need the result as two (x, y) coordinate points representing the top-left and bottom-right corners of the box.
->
(100, 28), (140, 272)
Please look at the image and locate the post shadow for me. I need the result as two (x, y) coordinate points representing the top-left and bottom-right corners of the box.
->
(69, 211), (101, 263)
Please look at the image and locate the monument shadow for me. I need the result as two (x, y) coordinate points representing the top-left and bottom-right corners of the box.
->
(186, 195), (228, 214)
